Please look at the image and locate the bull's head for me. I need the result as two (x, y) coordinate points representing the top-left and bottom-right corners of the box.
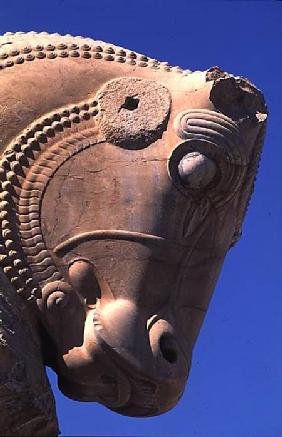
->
(0, 32), (267, 417)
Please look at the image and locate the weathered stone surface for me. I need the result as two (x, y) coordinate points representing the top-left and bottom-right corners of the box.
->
(0, 271), (58, 435)
(0, 31), (267, 434)
(97, 77), (171, 147)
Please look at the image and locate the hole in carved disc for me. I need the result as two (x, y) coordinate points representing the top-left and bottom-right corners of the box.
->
(120, 96), (139, 111)
(159, 333), (178, 364)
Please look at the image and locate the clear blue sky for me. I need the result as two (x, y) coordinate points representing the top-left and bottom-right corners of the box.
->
(0, 1), (281, 436)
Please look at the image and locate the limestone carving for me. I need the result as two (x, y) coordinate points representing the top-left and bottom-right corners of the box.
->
(0, 31), (267, 435)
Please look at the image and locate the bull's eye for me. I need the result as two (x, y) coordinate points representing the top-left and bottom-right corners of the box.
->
(178, 151), (217, 189)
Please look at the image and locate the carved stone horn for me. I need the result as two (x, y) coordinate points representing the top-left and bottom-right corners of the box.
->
(0, 32), (267, 435)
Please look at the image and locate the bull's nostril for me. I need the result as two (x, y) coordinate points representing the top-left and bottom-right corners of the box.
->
(159, 333), (178, 364)
(68, 259), (101, 305)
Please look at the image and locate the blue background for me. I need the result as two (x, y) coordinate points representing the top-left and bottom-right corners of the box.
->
(0, 1), (281, 436)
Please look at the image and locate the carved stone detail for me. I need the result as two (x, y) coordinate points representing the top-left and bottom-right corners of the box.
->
(0, 31), (267, 434)
(0, 98), (100, 299)
(0, 31), (186, 74)
(97, 77), (171, 147)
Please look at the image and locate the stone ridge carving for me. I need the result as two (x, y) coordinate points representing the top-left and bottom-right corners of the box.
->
(0, 31), (267, 435)
(0, 31), (186, 73)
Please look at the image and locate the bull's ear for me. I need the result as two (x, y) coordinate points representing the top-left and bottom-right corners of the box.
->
(0, 268), (59, 434)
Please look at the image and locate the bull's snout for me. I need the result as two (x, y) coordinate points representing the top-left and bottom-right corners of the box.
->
(92, 298), (189, 416)
(56, 255), (190, 415)
(96, 299), (182, 373)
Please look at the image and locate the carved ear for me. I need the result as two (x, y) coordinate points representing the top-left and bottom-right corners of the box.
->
(96, 77), (171, 148)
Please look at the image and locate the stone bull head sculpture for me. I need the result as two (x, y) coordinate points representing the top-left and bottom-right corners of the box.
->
(0, 31), (267, 434)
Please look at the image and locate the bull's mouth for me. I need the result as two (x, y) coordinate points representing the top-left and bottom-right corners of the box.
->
(94, 330), (186, 417)
(58, 333), (185, 417)
(58, 371), (178, 418)
(58, 360), (132, 410)
(53, 229), (189, 257)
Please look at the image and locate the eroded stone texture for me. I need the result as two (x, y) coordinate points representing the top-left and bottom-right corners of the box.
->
(0, 31), (267, 434)
(0, 271), (58, 435)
